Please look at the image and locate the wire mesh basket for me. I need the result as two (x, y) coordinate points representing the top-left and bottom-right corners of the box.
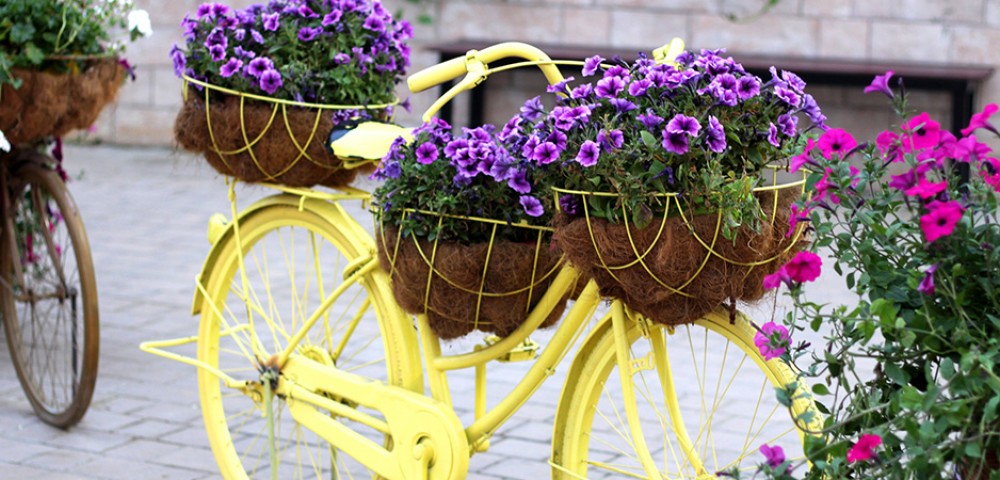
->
(173, 76), (397, 188)
(376, 211), (567, 340)
(0, 56), (125, 146)
(552, 166), (808, 326)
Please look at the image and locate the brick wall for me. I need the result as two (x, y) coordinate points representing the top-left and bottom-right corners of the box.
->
(86, 0), (999, 146)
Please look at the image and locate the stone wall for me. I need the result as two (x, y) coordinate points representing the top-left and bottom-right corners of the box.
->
(86, 0), (999, 146)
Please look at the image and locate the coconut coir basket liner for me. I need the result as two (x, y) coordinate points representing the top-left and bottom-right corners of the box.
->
(554, 187), (803, 327)
(0, 58), (124, 145)
(174, 83), (382, 188)
(377, 226), (567, 340)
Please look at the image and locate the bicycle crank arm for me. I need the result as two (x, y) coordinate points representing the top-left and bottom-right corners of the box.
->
(279, 355), (469, 480)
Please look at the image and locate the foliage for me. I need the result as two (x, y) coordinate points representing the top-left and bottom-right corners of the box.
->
(0, 0), (149, 89)
(172, 0), (412, 109)
(736, 72), (1000, 478)
(511, 49), (825, 237)
(371, 118), (556, 244)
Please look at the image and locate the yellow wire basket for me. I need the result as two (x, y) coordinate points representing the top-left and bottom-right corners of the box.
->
(0, 56), (125, 146)
(173, 76), (397, 188)
(552, 166), (808, 326)
(375, 210), (567, 340)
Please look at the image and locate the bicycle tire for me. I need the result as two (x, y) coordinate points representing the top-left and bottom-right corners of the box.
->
(552, 308), (819, 479)
(0, 160), (99, 428)
(195, 199), (417, 479)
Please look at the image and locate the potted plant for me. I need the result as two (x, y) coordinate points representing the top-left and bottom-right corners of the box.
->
(172, 0), (413, 188)
(514, 49), (825, 326)
(371, 119), (566, 339)
(744, 73), (1000, 479)
(0, 0), (150, 146)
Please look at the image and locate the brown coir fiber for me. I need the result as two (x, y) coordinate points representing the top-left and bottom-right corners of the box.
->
(377, 227), (567, 340)
(0, 58), (124, 145)
(174, 92), (365, 188)
(554, 188), (802, 326)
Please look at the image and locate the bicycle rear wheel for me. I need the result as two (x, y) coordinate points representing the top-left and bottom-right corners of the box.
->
(196, 199), (417, 479)
(552, 307), (819, 479)
(0, 159), (99, 428)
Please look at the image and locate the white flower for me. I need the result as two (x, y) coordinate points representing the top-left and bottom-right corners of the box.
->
(0, 129), (10, 152)
(128, 9), (153, 37)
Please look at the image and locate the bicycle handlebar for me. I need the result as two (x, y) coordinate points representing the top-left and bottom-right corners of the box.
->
(407, 42), (563, 93)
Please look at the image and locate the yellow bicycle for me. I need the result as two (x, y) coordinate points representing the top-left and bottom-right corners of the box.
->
(144, 39), (821, 479)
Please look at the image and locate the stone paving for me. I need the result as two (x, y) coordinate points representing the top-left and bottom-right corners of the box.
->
(0, 144), (855, 479)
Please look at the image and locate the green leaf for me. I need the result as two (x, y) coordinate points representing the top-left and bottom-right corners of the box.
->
(23, 43), (45, 65)
(885, 362), (910, 386)
(640, 130), (657, 148)
(811, 383), (830, 395)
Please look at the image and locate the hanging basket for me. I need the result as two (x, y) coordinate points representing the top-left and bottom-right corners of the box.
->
(552, 167), (807, 326)
(376, 213), (567, 340)
(0, 57), (125, 146)
(173, 76), (395, 188)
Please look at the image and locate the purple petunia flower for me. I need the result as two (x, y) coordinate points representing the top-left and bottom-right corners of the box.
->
(415, 142), (439, 164)
(777, 113), (798, 137)
(559, 194), (581, 216)
(298, 26), (322, 41)
(666, 114), (701, 137)
(768, 123), (781, 147)
(520, 96), (545, 123)
(220, 58), (244, 78)
(259, 69), (283, 94)
(736, 76), (761, 101)
(917, 263), (938, 295)
(233, 29), (246, 42)
(570, 83), (594, 100)
(245, 57), (274, 77)
(775, 85), (802, 108)
(298, 5), (319, 17)
(489, 157), (516, 181)
(520, 195), (544, 217)
(262, 12), (280, 31)
(209, 45), (227, 62)
(661, 130), (689, 155)
(251, 29), (265, 44)
(532, 142), (560, 165)
(609, 98), (638, 113)
(582, 55), (604, 77)
(595, 76), (626, 99)
(364, 15), (385, 31)
(508, 171), (531, 194)
(322, 10), (343, 26)
(334, 53), (351, 65)
(170, 44), (187, 77)
(799, 93), (827, 129)
(864, 70), (895, 99)
(705, 116), (727, 153)
(575, 140), (600, 167)
(639, 112), (664, 130)
(597, 129), (624, 152)
(205, 28), (228, 49)
(234, 46), (255, 59)
(546, 130), (568, 150)
(546, 76), (576, 94)
(627, 78), (653, 97)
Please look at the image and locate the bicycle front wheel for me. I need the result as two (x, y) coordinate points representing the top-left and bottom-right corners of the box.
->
(0, 161), (99, 428)
(196, 199), (418, 479)
(552, 308), (819, 479)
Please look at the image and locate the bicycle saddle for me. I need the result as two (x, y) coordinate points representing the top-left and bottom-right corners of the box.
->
(328, 120), (413, 161)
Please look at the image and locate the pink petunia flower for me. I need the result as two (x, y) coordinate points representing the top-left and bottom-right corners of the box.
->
(920, 200), (964, 243)
(917, 264), (938, 295)
(847, 434), (882, 463)
(961, 103), (999, 136)
(902, 112), (942, 150)
(763, 268), (790, 290)
(904, 178), (947, 199)
(759, 443), (786, 468)
(789, 137), (815, 173)
(863, 70), (895, 98)
(817, 128), (857, 159)
(784, 251), (822, 283)
(786, 203), (810, 238)
(814, 168), (840, 205)
(754, 322), (791, 361)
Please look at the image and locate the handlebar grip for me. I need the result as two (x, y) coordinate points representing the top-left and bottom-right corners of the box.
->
(407, 55), (469, 93)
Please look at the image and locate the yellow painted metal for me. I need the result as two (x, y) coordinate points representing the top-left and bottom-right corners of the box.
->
(653, 37), (686, 66)
(145, 39), (826, 480)
(281, 355), (470, 480)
